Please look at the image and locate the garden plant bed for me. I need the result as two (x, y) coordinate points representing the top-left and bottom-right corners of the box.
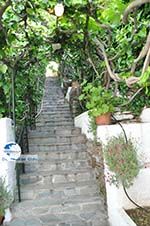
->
(126, 207), (150, 226)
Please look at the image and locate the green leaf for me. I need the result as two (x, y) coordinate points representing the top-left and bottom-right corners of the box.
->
(64, 0), (86, 6)
(0, 64), (8, 73)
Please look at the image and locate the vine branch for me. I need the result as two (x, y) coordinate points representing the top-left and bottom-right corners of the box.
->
(123, 0), (150, 24)
(131, 31), (150, 74)
(142, 42), (150, 75)
(93, 38), (121, 82)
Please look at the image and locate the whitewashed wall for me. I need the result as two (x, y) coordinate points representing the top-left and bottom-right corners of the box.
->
(0, 118), (16, 195)
(75, 112), (150, 226)
(75, 111), (94, 140)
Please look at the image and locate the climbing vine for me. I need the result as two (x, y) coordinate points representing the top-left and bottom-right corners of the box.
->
(0, 0), (150, 121)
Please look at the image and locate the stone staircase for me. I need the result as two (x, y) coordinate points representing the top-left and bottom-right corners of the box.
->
(7, 77), (109, 226)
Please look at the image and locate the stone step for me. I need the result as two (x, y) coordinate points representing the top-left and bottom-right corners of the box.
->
(14, 194), (103, 212)
(36, 113), (72, 118)
(36, 117), (73, 124)
(42, 106), (70, 111)
(37, 115), (72, 121)
(29, 132), (81, 139)
(42, 100), (65, 104)
(39, 111), (71, 116)
(28, 134), (86, 145)
(42, 103), (69, 107)
(42, 97), (65, 101)
(29, 150), (88, 161)
(28, 127), (82, 137)
(25, 158), (90, 173)
(36, 118), (73, 124)
(41, 102), (70, 106)
(17, 181), (99, 201)
(44, 85), (62, 89)
(36, 116), (72, 122)
(40, 111), (71, 115)
(34, 125), (75, 133)
(42, 106), (70, 110)
(20, 168), (95, 186)
(43, 97), (64, 101)
(35, 121), (74, 128)
(37, 112), (72, 118)
(44, 86), (62, 90)
(6, 205), (108, 226)
(29, 143), (86, 152)
(42, 110), (71, 115)
(11, 195), (104, 222)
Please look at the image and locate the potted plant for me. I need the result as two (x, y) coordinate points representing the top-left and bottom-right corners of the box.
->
(103, 134), (140, 188)
(79, 82), (121, 125)
(0, 178), (12, 225)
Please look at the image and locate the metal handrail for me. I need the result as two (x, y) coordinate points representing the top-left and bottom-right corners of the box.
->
(16, 115), (29, 202)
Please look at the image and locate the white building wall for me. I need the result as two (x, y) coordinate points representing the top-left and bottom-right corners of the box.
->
(0, 118), (16, 195)
(75, 112), (150, 226)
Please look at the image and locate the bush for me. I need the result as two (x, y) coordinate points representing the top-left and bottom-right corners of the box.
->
(104, 134), (140, 188)
(0, 178), (12, 216)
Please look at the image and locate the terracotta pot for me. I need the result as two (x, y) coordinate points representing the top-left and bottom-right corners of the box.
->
(0, 215), (4, 225)
(95, 112), (111, 125)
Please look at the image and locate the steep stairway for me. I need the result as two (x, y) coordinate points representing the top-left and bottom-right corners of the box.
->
(7, 77), (109, 226)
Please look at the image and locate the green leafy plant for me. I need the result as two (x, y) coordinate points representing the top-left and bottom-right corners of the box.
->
(79, 82), (121, 117)
(104, 134), (140, 188)
(0, 178), (12, 216)
(139, 67), (150, 95)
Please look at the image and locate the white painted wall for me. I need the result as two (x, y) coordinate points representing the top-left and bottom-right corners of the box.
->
(0, 118), (18, 223)
(0, 118), (16, 195)
(75, 112), (150, 226)
(75, 111), (94, 140)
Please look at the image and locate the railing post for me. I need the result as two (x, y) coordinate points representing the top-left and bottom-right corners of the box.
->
(11, 69), (16, 137)
(16, 163), (21, 202)
(25, 117), (29, 153)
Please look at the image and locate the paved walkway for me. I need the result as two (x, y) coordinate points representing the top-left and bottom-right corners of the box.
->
(6, 77), (109, 226)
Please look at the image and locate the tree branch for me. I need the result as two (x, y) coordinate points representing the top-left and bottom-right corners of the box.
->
(123, 0), (150, 23)
(93, 38), (121, 82)
(121, 87), (143, 106)
(142, 44), (150, 75)
(125, 76), (140, 87)
(87, 56), (100, 78)
(131, 31), (150, 74)
(83, 1), (90, 51)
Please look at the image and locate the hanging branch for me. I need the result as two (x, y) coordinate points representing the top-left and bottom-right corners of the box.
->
(87, 56), (100, 78)
(123, 0), (150, 24)
(131, 31), (150, 74)
(125, 76), (140, 87)
(141, 41), (150, 75)
(93, 38), (121, 82)
(126, 31), (150, 86)
(83, 1), (90, 51)
(121, 87), (143, 107)
(122, 0), (150, 86)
